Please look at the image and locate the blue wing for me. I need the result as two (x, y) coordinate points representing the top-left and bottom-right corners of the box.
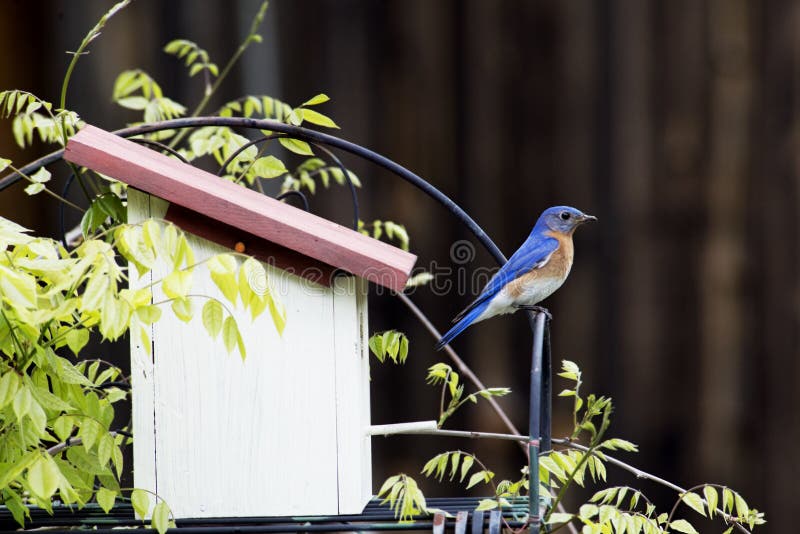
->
(435, 234), (558, 350)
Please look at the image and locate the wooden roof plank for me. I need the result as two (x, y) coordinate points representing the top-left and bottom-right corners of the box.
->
(64, 125), (416, 291)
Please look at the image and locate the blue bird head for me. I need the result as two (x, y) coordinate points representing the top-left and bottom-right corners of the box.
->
(535, 206), (597, 234)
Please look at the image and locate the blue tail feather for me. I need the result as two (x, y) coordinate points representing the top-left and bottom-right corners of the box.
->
(435, 301), (489, 350)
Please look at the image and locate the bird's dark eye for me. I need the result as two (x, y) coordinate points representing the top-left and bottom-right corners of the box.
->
(560, 211), (571, 221)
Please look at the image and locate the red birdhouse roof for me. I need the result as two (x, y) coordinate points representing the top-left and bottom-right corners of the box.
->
(65, 125), (417, 291)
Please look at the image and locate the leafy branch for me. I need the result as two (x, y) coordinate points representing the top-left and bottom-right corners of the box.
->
(426, 362), (510, 427)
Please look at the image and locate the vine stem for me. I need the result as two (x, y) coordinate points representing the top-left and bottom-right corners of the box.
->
(167, 1), (269, 149)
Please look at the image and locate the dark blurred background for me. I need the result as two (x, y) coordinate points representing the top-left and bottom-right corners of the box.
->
(1, 0), (794, 529)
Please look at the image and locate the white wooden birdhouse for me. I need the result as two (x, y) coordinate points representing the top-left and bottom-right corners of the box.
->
(64, 126), (417, 519)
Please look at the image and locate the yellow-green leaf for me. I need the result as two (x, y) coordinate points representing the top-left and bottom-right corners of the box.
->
(279, 137), (314, 156)
(96, 487), (116, 513)
(152, 501), (171, 534)
(162, 270), (192, 299)
(135, 305), (162, 325)
(475, 499), (497, 511)
(131, 488), (150, 520)
(65, 328), (90, 356)
(0, 264), (37, 308)
(0, 371), (20, 409)
(24, 182), (44, 195)
(12, 385), (32, 419)
(681, 491), (707, 517)
(222, 315), (240, 354)
(202, 300), (223, 338)
(27, 455), (61, 500)
(703, 486), (718, 518)
(171, 297), (193, 322)
(669, 519), (699, 534)
(30, 167), (51, 183)
(300, 108), (339, 128)
(301, 93), (330, 106)
(267, 294), (286, 336)
(466, 471), (486, 489)
(208, 255), (238, 303)
(252, 155), (288, 179)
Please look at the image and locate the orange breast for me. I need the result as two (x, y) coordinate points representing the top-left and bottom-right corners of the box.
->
(504, 231), (574, 300)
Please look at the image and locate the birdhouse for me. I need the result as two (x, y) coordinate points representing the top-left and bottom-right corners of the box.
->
(64, 126), (417, 519)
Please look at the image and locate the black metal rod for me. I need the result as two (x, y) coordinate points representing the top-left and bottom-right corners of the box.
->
(540, 322), (553, 453)
(128, 138), (190, 163)
(275, 190), (310, 212)
(528, 311), (547, 527)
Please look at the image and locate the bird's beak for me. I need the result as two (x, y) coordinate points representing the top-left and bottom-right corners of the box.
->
(579, 213), (598, 224)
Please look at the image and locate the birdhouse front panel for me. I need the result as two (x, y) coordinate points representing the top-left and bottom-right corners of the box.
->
(128, 190), (372, 519)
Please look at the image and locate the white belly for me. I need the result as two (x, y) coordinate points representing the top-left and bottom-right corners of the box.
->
(474, 275), (566, 323)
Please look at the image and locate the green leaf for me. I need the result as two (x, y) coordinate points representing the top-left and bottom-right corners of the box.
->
(734, 492), (748, 519)
(279, 137), (314, 155)
(377, 475), (400, 497)
(722, 488), (734, 513)
(0, 371), (20, 409)
(208, 255), (238, 303)
(117, 96), (150, 110)
(162, 270), (192, 299)
(131, 488), (150, 520)
(30, 167), (51, 183)
(222, 315), (240, 355)
(0, 264), (37, 308)
(0, 157), (11, 172)
(369, 334), (385, 362)
(474, 499), (498, 511)
(171, 297), (193, 322)
(18, 179), (39, 199)
(97, 433), (114, 466)
(53, 415), (74, 441)
(252, 155), (288, 179)
(202, 300), (224, 339)
(300, 108), (339, 128)
(27, 455), (61, 500)
(65, 328), (90, 356)
(135, 305), (162, 325)
(301, 93), (330, 106)
(466, 471), (486, 489)
(96, 487), (116, 513)
(545, 513), (574, 525)
(703, 486), (718, 518)
(460, 455), (474, 482)
(267, 294), (286, 336)
(13, 385), (32, 419)
(668, 519), (699, 534)
(152, 501), (170, 534)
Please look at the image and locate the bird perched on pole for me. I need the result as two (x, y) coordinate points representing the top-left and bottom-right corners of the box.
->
(435, 206), (596, 350)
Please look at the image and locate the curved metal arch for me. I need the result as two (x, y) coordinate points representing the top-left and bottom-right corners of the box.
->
(0, 118), (506, 264)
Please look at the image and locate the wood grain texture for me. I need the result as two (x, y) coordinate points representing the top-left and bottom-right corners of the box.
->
(65, 124), (416, 291)
(332, 276), (372, 512)
(128, 190), (372, 518)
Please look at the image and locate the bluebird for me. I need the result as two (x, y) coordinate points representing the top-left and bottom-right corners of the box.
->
(435, 206), (596, 350)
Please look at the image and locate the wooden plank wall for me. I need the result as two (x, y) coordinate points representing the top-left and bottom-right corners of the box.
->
(128, 190), (371, 518)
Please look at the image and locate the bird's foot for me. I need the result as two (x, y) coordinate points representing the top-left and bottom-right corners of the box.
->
(515, 305), (552, 321)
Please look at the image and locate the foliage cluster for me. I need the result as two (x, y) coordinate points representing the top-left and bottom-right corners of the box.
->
(374, 359), (764, 534)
